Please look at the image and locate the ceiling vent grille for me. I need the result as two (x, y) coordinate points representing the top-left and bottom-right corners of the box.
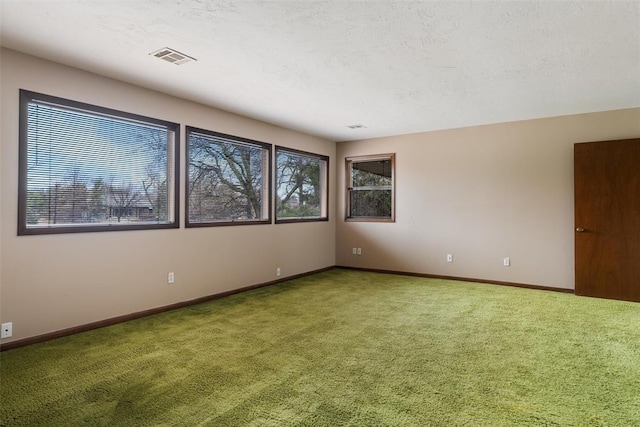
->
(150, 47), (196, 65)
(347, 124), (367, 129)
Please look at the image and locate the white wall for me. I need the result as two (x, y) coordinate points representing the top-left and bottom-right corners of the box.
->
(336, 109), (640, 289)
(0, 48), (336, 343)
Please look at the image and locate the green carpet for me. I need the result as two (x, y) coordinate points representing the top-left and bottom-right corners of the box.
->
(1, 269), (639, 426)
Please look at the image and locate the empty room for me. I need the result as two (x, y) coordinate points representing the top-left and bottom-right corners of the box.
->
(1, 1), (639, 425)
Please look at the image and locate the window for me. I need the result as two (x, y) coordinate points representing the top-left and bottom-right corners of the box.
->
(18, 90), (179, 235)
(346, 153), (395, 222)
(275, 147), (329, 223)
(186, 127), (271, 226)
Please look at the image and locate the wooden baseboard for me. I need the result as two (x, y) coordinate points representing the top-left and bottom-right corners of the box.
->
(335, 266), (575, 294)
(0, 266), (334, 352)
(0, 265), (573, 351)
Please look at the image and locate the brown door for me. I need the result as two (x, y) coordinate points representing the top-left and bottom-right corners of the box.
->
(574, 138), (640, 302)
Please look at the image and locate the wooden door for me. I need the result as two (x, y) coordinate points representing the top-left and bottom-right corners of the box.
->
(574, 138), (640, 302)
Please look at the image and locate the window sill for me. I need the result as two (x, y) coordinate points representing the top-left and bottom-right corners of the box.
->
(345, 217), (395, 223)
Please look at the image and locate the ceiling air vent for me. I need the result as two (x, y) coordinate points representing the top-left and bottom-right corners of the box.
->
(347, 124), (367, 129)
(150, 47), (196, 65)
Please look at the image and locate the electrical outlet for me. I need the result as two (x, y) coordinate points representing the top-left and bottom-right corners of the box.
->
(1, 322), (12, 339)
(503, 257), (510, 267)
(276, 267), (281, 277)
(167, 272), (175, 284)
(352, 247), (357, 255)
(357, 248), (362, 255)
(447, 254), (453, 263)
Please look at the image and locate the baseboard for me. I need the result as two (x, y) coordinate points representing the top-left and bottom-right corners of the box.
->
(0, 265), (573, 351)
(335, 266), (575, 294)
(0, 266), (334, 352)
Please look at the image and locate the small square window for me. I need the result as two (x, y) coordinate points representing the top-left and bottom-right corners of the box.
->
(346, 154), (395, 222)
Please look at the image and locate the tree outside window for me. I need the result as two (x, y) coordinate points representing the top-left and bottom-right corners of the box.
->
(275, 147), (328, 223)
(186, 127), (271, 226)
(346, 154), (395, 222)
(19, 90), (179, 235)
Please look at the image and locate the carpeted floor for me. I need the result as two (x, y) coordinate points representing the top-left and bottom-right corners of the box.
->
(1, 269), (639, 426)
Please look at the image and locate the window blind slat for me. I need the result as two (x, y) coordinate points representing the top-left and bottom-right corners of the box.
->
(20, 90), (179, 234)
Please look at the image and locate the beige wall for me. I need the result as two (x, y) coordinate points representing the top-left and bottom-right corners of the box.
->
(0, 49), (336, 343)
(336, 109), (640, 289)
(2, 47), (639, 345)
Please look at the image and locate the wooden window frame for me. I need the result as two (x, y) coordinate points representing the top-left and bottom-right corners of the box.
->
(18, 90), (180, 235)
(345, 153), (395, 222)
(275, 146), (329, 224)
(185, 126), (272, 227)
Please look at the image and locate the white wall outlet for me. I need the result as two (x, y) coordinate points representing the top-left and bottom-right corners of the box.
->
(357, 248), (362, 255)
(1, 322), (13, 339)
(447, 254), (453, 263)
(503, 257), (510, 267)
(352, 247), (357, 255)
(276, 267), (281, 277)
(167, 272), (175, 284)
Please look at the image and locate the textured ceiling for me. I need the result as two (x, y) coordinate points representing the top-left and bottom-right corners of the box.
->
(1, 0), (639, 141)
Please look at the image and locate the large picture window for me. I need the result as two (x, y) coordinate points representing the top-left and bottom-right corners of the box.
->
(346, 153), (395, 222)
(186, 127), (271, 226)
(18, 90), (179, 235)
(275, 147), (329, 223)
